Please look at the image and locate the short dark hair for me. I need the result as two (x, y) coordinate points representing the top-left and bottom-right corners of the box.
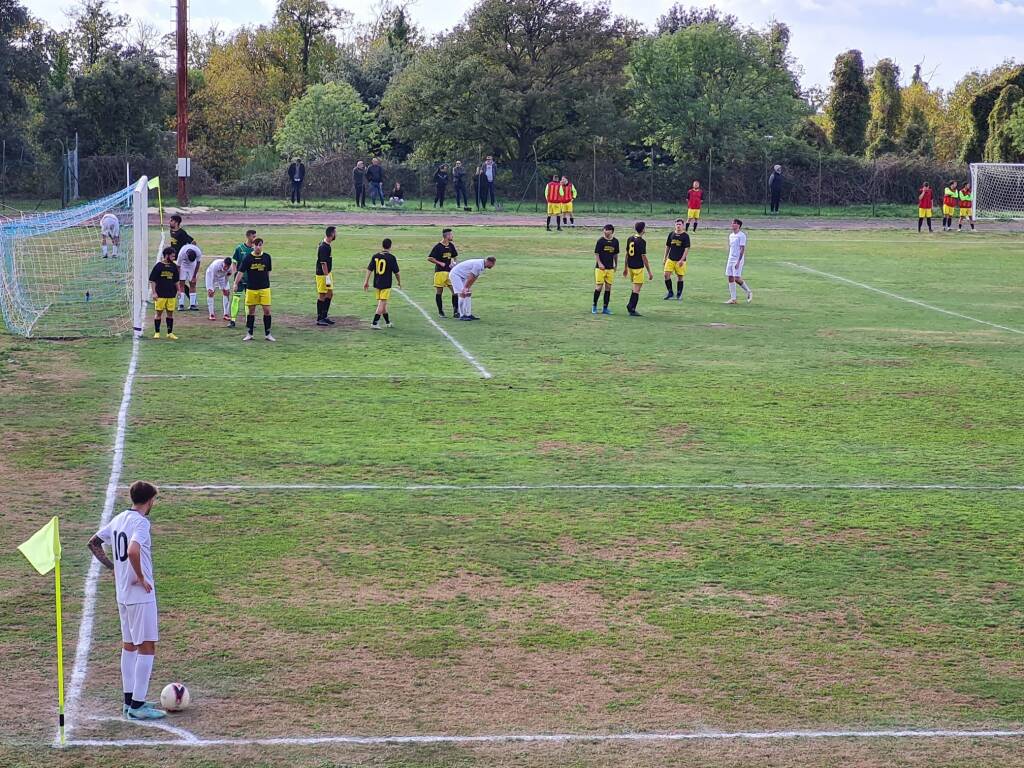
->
(169, 214), (182, 225)
(129, 481), (158, 505)
(485, 256), (496, 264)
(675, 218), (684, 223)
(733, 218), (743, 227)
(442, 228), (452, 236)
(382, 238), (392, 249)
(325, 226), (336, 238)
(222, 257), (233, 267)
(253, 237), (264, 246)
(162, 246), (175, 257)
(603, 224), (614, 232)
(634, 221), (645, 233)
(245, 229), (257, 237)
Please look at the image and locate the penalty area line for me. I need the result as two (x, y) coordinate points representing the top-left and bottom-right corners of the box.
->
(64, 727), (1024, 748)
(137, 372), (478, 381)
(394, 287), (493, 379)
(781, 262), (1024, 336)
(152, 482), (1024, 493)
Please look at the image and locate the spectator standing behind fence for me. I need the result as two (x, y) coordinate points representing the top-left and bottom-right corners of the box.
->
(481, 155), (497, 208)
(288, 158), (306, 205)
(367, 157), (385, 206)
(768, 165), (783, 214)
(473, 166), (484, 210)
(353, 160), (366, 207)
(453, 161), (469, 210)
(389, 181), (405, 207)
(434, 164), (449, 208)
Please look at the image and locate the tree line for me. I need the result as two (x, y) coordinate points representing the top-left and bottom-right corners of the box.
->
(3, 0), (1024, 198)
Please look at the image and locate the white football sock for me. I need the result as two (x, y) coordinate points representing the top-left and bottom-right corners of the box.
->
(121, 649), (137, 696)
(102, 245), (108, 257)
(458, 296), (467, 316)
(177, 292), (184, 310)
(133, 653), (154, 704)
(729, 282), (737, 300)
(740, 281), (751, 297)
(222, 295), (230, 316)
(190, 292), (198, 308)
(112, 245), (119, 257)
(463, 296), (472, 316)
(208, 294), (216, 315)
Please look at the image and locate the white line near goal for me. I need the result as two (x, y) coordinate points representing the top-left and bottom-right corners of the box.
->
(781, 262), (1024, 335)
(137, 372), (478, 381)
(64, 335), (141, 744)
(394, 287), (493, 379)
(64, 726), (1024, 748)
(154, 482), (1024, 492)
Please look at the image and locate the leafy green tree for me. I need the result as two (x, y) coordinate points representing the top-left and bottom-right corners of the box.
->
(1010, 102), (1024, 157)
(382, 0), (637, 163)
(0, 0), (51, 154)
(866, 58), (901, 157)
(275, 81), (380, 159)
(336, 3), (420, 110)
(900, 105), (934, 157)
(656, 4), (737, 34)
(826, 50), (870, 155)
(68, 0), (128, 69)
(630, 21), (805, 163)
(984, 83), (1024, 161)
(274, 0), (350, 86)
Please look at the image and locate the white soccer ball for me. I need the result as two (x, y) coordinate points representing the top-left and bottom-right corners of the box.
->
(160, 682), (191, 712)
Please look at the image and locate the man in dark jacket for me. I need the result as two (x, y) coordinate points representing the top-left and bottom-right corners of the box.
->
(453, 161), (468, 209)
(434, 164), (449, 208)
(353, 161), (366, 207)
(288, 158), (306, 204)
(366, 157), (385, 207)
(768, 165), (783, 214)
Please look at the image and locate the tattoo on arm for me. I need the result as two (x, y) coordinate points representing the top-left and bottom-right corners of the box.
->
(88, 536), (114, 571)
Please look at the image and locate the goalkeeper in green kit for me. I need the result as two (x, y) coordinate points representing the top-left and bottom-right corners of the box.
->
(228, 229), (257, 328)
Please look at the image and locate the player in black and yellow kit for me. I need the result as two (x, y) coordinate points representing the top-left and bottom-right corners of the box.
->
(592, 224), (619, 315)
(316, 226), (336, 326)
(235, 237), (274, 341)
(623, 222), (653, 316)
(228, 229), (256, 328)
(169, 214), (198, 311)
(427, 228), (459, 317)
(148, 247), (180, 339)
(663, 219), (690, 300)
(363, 238), (401, 329)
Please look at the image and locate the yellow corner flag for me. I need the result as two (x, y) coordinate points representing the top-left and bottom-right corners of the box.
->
(18, 516), (66, 745)
(146, 176), (161, 189)
(18, 516), (61, 575)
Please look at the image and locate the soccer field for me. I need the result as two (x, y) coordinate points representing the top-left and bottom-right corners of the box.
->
(3, 225), (1024, 767)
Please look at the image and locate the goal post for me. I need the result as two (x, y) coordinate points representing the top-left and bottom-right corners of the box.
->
(0, 178), (153, 338)
(970, 162), (1024, 220)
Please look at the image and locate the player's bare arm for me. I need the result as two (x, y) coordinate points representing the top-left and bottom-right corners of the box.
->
(462, 274), (477, 295)
(363, 270), (371, 290)
(127, 541), (152, 592)
(87, 535), (114, 571)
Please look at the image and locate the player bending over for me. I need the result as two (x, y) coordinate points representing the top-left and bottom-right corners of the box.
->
(87, 480), (166, 720)
(229, 230), (257, 328)
(316, 226), (336, 326)
(685, 181), (702, 231)
(624, 222), (653, 317)
(100, 212), (120, 258)
(428, 228), (459, 317)
(725, 218), (752, 304)
(236, 237), (274, 341)
(364, 238), (401, 329)
(176, 243), (202, 311)
(592, 224), (618, 315)
(204, 257), (234, 321)
(664, 219), (690, 301)
(148, 247), (179, 339)
(449, 256), (496, 321)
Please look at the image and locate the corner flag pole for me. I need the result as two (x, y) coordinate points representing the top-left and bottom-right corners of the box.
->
(55, 554), (66, 745)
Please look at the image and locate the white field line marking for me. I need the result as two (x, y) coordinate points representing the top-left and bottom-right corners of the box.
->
(394, 287), (492, 379)
(781, 262), (1024, 335)
(87, 715), (200, 743)
(137, 372), (477, 381)
(154, 482), (1024, 492)
(64, 727), (1024, 748)
(63, 334), (141, 744)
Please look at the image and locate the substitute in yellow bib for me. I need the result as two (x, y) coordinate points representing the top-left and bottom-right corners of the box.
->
(235, 237), (274, 341)
(958, 185), (975, 232)
(592, 224), (619, 315)
(942, 180), (959, 231)
(315, 226), (336, 326)
(363, 238), (401, 329)
(663, 219), (690, 301)
(544, 175), (563, 231)
(560, 176), (577, 227)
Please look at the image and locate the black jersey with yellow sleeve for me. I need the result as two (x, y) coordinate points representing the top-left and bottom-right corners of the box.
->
(594, 237), (619, 269)
(428, 242), (458, 272)
(169, 227), (194, 255)
(240, 252), (272, 290)
(625, 235), (647, 269)
(368, 251), (400, 289)
(666, 231), (690, 260)
(149, 261), (180, 298)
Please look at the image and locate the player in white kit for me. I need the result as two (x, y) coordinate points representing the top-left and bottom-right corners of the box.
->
(205, 256), (235, 321)
(448, 256), (496, 320)
(177, 243), (203, 311)
(725, 218), (752, 304)
(87, 481), (166, 720)
(100, 213), (120, 259)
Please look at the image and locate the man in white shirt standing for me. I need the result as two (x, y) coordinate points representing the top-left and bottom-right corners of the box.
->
(448, 256), (496, 321)
(88, 481), (166, 720)
(205, 256), (234, 321)
(725, 218), (752, 305)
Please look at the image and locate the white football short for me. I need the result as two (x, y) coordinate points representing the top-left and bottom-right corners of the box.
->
(118, 601), (159, 644)
(206, 271), (230, 292)
(101, 217), (120, 238)
(725, 258), (744, 278)
(450, 273), (467, 294)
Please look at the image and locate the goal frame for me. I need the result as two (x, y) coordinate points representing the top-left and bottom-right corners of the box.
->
(970, 162), (1024, 221)
(131, 176), (150, 336)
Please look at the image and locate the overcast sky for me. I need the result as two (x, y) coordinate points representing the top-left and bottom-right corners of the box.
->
(32, 0), (1024, 91)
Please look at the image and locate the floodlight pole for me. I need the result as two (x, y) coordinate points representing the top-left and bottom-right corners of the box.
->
(175, 0), (189, 205)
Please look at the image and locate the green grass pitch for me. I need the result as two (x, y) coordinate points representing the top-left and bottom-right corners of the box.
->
(1, 225), (1023, 767)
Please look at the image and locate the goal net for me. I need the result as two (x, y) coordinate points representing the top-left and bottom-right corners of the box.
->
(0, 177), (151, 338)
(970, 162), (1024, 220)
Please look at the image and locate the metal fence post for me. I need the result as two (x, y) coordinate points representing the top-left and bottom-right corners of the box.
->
(649, 146), (654, 215)
(817, 150), (822, 216)
(707, 145), (712, 218)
